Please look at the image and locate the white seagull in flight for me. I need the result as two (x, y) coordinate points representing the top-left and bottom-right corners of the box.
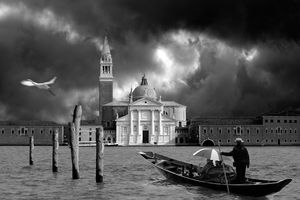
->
(21, 77), (57, 96)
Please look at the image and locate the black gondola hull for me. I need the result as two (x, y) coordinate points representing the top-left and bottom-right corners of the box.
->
(139, 151), (292, 197)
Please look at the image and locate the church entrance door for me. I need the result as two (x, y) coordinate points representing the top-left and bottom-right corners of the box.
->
(143, 130), (149, 143)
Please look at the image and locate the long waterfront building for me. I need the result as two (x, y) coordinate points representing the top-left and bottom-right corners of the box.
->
(189, 111), (300, 146)
(0, 121), (64, 145)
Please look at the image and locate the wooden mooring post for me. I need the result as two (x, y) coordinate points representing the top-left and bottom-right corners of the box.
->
(70, 105), (82, 179)
(96, 127), (104, 183)
(29, 136), (34, 165)
(52, 129), (59, 172)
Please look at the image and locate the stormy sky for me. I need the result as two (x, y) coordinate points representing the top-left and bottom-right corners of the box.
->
(0, 0), (300, 123)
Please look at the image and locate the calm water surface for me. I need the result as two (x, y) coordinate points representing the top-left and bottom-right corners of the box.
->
(0, 146), (299, 200)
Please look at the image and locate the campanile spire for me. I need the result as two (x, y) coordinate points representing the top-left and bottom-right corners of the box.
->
(102, 36), (111, 55)
(99, 36), (113, 80)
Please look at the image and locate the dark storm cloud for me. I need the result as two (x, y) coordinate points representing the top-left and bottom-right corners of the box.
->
(116, 0), (300, 46)
(233, 46), (300, 115)
(1, 0), (300, 121)
(249, 46), (300, 108)
(172, 43), (300, 117)
(6, 0), (300, 44)
(112, 34), (159, 82)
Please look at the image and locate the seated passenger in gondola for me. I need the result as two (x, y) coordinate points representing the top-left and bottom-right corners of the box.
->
(198, 159), (236, 183)
(197, 159), (214, 175)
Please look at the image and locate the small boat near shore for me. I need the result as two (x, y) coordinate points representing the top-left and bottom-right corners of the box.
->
(139, 151), (292, 197)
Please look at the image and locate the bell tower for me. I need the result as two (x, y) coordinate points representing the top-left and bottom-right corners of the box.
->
(99, 36), (113, 123)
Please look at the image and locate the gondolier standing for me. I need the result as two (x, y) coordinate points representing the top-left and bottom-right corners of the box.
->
(221, 138), (250, 183)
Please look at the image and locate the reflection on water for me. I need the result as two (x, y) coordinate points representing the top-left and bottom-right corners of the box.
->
(0, 146), (298, 200)
(151, 179), (174, 186)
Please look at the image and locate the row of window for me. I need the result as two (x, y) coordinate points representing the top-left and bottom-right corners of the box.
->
(133, 125), (161, 132)
(79, 132), (93, 136)
(265, 128), (297, 134)
(79, 137), (93, 141)
(120, 126), (169, 135)
(218, 139), (298, 143)
(79, 137), (113, 142)
(203, 128), (297, 134)
(101, 56), (111, 63)
(1, 128), (57, 135)
(102, 65), (111, 74)
(265, 119), (298, 123)
(79, 128), (93, 131)
(203, 128), (256, 134)
(176, 129), (188, 134)
(79, 127), (115, 135)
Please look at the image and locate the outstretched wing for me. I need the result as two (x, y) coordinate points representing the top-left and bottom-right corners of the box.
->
(21, 80), (35, 86)
(43, 77), (57, 85)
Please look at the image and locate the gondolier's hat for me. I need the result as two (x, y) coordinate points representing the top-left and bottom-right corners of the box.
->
(235, 138), (244, 143)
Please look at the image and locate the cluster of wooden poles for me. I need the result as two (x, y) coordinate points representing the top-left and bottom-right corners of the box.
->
(28, 105), (104, 183)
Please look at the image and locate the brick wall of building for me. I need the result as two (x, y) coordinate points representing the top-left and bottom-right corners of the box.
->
(190, 115), (300, 146)
(99, 81), (113, 123)
(0, 125), (64, 145)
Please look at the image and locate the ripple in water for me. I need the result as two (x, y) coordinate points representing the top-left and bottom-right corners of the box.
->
(0, 146), (298, 200)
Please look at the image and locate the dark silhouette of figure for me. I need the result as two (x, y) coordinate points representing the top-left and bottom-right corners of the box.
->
(221, 138), (250, 183)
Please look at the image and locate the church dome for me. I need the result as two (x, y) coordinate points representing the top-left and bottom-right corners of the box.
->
(132, 75), (157, 101)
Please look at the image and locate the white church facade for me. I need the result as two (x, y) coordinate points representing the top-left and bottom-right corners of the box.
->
(116, 98), (176, 145)
(114, 76), (187, 145)
(98, 37), (187, 146)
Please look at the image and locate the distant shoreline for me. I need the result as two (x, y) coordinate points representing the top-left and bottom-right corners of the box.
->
(0, 144), (299, 147)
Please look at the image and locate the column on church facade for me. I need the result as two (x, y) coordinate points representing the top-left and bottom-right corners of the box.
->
(158, 109), (162, 144)
(151, 109), (155, 143)
(129, 110), (133, 145)
(137, 110), (140, 144)
(116, 125), (120, 145)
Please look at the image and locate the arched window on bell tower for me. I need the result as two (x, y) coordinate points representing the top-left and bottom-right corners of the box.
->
(100, 53), (113, 78)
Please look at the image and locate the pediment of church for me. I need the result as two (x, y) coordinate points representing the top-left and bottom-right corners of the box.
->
(129, 97), (163, 107)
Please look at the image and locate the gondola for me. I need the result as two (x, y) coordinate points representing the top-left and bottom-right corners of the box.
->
(139, 151), (292, 197)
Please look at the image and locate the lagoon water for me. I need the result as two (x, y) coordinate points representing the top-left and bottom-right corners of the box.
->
(0, 146), (299, 200)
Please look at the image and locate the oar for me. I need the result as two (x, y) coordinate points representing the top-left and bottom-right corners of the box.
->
(218, 141), (230, 194)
